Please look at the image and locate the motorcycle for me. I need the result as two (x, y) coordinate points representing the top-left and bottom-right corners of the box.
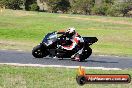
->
(32, 31), (98, 61)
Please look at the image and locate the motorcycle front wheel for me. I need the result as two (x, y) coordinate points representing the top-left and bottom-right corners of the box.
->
(32, 45), (48, 58)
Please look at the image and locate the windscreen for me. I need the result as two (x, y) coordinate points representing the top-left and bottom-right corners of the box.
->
(42, 32), (57, 46)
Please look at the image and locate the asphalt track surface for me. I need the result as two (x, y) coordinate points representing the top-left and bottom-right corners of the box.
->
(0, 50), (132, 69)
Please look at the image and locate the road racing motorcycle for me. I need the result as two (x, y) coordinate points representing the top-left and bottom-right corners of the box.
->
(32, 31), (98, 61)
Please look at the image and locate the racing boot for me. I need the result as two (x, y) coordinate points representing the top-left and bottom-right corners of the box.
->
(71, 53), (80, 61)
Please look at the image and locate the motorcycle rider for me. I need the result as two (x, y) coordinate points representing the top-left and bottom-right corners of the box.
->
(59, 27), (84, 61)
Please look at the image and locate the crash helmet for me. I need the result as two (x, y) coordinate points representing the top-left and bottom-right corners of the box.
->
(65, 27), (76, 38)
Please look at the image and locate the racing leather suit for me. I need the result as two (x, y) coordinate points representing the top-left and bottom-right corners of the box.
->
(62, 33), (80, 50)
(62, 32), (84, 60)
(57, 30), (84, 59)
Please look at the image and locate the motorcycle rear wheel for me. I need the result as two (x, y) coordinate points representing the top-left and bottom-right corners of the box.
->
(80, 47), (92, 61)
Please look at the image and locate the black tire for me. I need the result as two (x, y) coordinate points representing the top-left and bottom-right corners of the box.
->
(80, 47), (92, 61)
(76, 75), (86, 86)
(32, 45), (48, 58)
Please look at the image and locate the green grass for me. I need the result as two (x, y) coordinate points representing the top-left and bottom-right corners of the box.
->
(0, 9), (132, 56)
(0, 65), (132, 88)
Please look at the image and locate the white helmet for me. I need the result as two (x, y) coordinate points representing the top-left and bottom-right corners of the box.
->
(66, 27), (76, 37)
(66, 27), (75, 33)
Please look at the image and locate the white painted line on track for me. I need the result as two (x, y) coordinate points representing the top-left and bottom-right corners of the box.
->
(0, 63), (121, 70)
(1, 49), (24, 52)
(1, 49), (7, 51)
(97, 54), (120, 57)
(16, 49), (24, 52)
